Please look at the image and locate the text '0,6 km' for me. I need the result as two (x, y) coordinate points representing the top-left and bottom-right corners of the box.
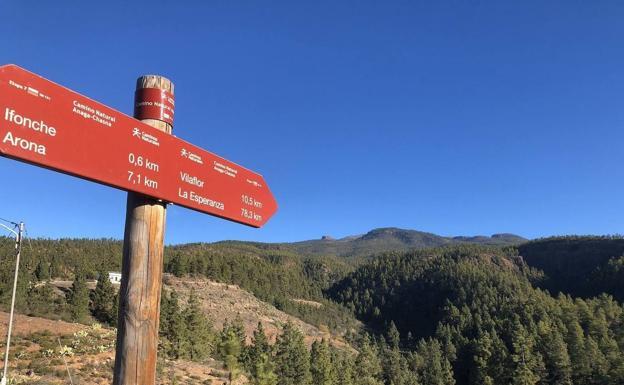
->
(0, 64), (277, 227)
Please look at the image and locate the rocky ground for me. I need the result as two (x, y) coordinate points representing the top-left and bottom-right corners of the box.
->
(0, 313), (230, 384)
(163, 275), (352, 349)
(0, 276), (352, 384)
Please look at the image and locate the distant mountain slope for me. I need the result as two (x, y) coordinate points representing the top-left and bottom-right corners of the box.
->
(518, 236), (624, 300)
(328, 245), (530, 335)
(286, 227), (526, 257)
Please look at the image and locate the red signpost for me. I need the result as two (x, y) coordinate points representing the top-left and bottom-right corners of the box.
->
(0, 64), (278, 384)
(0, 64), (277, 227)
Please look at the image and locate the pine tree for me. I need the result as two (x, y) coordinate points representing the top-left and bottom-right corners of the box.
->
(184, 289), (214, 361)
(536, 321), (572, 385)
(602, 335), (624, 384)
(387, 321), (401, 350)
(354, 335), (383, 385)
(274, 322), (311, 385)
(164, 290), (188, 359)
(563, 317), (590, 384)
(49, 257), (62, 279)
(418, 339), (455, 385)
(34, 261), (50, 281)
(382, 331), (413, 385)
(91, 270), (116, 324)
(253, 322), (271, 355)
(385, 347), (411, 385)
(69, 269), (90, 322)
(406, 332), (416, 351)
(0, 255), (33, 312)
(111, 292), (119, 327)
(584, 336), (609, 385)
(231, 314), (249, 367)
(617, 312), (624, 351)
(336, 351), (355, 385)
(14, 258), (30, 312)
(232, 314), (247, 345)
(310, 339), (335, 385)
(487, 330), (509, 384)
(169, 255), (188, 276)
(439, 346), (456, 385)
(26, 282), (56, 316)
(471, 333), (494, 385)
(436, 324), (457, 363)
(248, 322), (272, 377)
(510, 320), (541, 385)
(159, 290), (174, 353)
(218, 326), (243, 380)
(254, 352), (278, 385)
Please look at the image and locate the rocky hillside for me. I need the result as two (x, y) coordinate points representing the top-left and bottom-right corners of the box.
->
(0, 312), (231, 385)
(163, 275), (355, 349)
(0, 274), (355, 385)
(48, 275), (355, 348)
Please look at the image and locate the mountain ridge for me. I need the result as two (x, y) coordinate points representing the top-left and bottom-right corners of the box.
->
(278, 227), (527, 257)
(207, 227), (526, 258)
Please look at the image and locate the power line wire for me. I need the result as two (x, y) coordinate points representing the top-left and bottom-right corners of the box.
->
(0, 217), (18, 226)
(0, 218), (20, 241)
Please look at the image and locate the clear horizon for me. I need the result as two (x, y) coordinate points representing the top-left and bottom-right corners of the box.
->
(1, 1), (623, 244)
(3, 222), (623, 246)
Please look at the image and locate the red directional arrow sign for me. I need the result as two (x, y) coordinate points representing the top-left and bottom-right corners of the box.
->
(0, 64), (277, 227)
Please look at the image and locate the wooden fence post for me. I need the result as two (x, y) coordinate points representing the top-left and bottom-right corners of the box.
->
(113, 75), (174, 385)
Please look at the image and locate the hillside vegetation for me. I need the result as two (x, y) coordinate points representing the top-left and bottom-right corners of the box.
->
(3, 233), (624, 384)
(518, 236), (624, 301)
(328, 245), (624, 385)
(0, 236), (358, 333)
(0, 228), (525, 333)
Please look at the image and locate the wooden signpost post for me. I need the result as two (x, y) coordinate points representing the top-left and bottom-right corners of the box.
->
(0, 64), (278, 384)
(114, 75), (174, 384)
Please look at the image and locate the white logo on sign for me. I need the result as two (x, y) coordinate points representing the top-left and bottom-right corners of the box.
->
(132, 128), (159, 147)
(180, 148), (203, 164)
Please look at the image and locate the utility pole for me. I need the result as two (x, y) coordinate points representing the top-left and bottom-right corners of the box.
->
(0, 221), (24, 385)
(113, 76), (174, 385)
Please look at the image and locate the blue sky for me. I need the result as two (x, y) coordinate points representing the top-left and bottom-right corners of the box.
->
(0, 1), (623, 244)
